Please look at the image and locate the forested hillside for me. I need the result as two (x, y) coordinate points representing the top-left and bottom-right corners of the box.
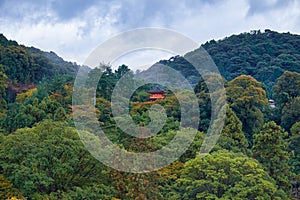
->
(156, 29), (300, 95)
(0, 31), (299, 199)
(0, 34), (79, 84)
(0, 34), (79, 102)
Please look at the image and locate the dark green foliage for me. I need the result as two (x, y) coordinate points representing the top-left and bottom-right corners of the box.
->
(87, 66), (116, 100)
(115, 64), (131, 79)
(170, 150), (286, 199)
(272, 71), (300, 133)
(95, 97), (113, 124)
(0, 45), (35, 83)
(289, 122), (300, 191)
(53, 107), (67, 121)
(87, 64), (132, 101)
(281, 97), (300, 131)
(0, 121), (113, 198)
(194, 76), (211, 132)
(213, 105), (248, 154)
(143, 30), (300, 95)
(0, 34), (18, 47)
(158, 55), (200, 85)
(273, 71), (300, 110)
(0, 65), (7, 96)
(0, 31), (299, 199)
(194, 72), (227, 133)
(289, 134), (300, 176)
(226, 75), (268, 144)
(0, 65), (7, 120)
(31, 184), (116, 200)
(0, 175), (24, 199)
(291, 122), (300, 136)
(203, 30), (300, 94)
(253, 121), (294, 194)
(0, 34), (78, 84)
(1, 97), (65, 133)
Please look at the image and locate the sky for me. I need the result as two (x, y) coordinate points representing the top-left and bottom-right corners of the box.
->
(0, 0), (299, 70)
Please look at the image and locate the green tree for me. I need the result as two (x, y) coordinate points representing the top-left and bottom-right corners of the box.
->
(252, 121), (294, 194)
(0, 175), (24, 200)
(281, 97), (300, 132)
(0, 45), (33, 83)
(291, 121), (300, 136)
(87, 65), (119, 101)
(1, 102), (46, 133)
(194, 76), (212, 132)
(115, 64), (131, 79)
(0, 120), (112, 198)
(273, 71), (300, 111)
(288, 122), (300, 192)
(170, 150), (286, 199)
(95, 97), (113, 124)
(1, 96), (65, 133)
(110, 170), (163, 200)
(53, 107), (67, 121)
(194, 73), (227, 132)
(31, 184), (116, 200)
(214, 105), (248, 154)
(156, 30), (300, 94)
(0, 64), (7, 120)
(226, 75), (268, 144)
(38, 97), (62, 116)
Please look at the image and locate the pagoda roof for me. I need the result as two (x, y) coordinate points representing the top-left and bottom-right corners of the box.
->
(147, 87), (166, 94)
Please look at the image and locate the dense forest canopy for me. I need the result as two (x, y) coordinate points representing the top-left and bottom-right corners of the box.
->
(0, 30), (299, 199)
(152, 29), (300, 95)
(0, 34), (79, 84)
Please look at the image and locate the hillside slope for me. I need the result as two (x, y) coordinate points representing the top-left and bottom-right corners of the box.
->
(0, 34), (79, 84)
(147, 29), (300, 94)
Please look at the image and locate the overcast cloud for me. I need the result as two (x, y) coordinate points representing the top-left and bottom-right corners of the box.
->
(0, 0), (299, 68)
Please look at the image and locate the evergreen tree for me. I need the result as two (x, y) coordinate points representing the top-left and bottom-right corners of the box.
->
(253, 121), (294, 194)
(281, 97), (300, 132)
(53, 107), (67, 121)
(226, 75), (268, 145)
(273, 71), (300, 111)
(214, 105), (248, 154)
(194, 73), (227, 132)
(288, 122), (300, 194)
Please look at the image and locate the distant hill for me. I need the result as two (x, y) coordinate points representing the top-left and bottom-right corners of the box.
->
(141, 29), (300, 95)
(2, 30), (300, 96)
(0, 33), (79, 84)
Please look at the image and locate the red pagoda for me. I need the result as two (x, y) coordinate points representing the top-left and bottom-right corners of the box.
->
(147, 87), (166, 101)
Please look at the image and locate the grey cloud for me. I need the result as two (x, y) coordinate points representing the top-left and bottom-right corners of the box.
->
(1, 0), (299, 65)
(247, 0), (292, 15)
(0, 0), (99, 21)
(115, 0), (221, 29)
(0, 0), (222, 26)
(50, 0), (97, 21)
(0, 0), (48, 19)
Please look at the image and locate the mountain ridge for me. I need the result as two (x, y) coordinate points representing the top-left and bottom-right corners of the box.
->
(0, 33), (79, 84)
(139, 29), (300, 95)
(1, 29), (300, 96)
